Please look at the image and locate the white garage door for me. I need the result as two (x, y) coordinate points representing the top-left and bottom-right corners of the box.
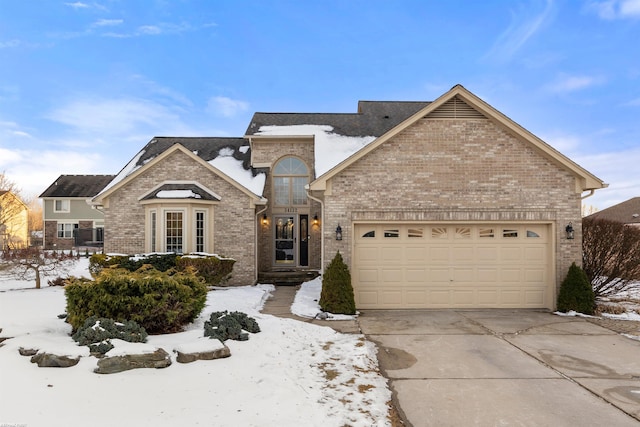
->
(353, 223), (553, 309)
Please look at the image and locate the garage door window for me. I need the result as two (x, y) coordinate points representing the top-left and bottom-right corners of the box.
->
(503, 229), (518, 238)
(455, 227), (471, 238)
(432, 227), (448, 238)
(384, 229), (399, 238)
(408, 228), (423, 238)
(479, 228), (495, 238)
(527, 230), (541, 238)
(362, 230), (375, 238)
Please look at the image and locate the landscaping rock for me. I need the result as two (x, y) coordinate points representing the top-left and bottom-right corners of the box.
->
(175, 344), (231, 363)
(30, 352), (80, 368)
(19, 347), (39, 356)
(95, 348), (171, 374)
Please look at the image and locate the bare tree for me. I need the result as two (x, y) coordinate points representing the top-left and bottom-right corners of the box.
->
(0, 172), (28, 249)
(0, 247), (76, 289)
(582, 217), (640, 297)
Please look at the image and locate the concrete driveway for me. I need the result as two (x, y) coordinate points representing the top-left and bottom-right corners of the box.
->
(358, 310), (640, 427)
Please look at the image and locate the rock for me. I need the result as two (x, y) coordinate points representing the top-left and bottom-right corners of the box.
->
(30, 352), (80, 368)
(95, 348), (171, 374)
(0, 336), (12, 343)
(19, 347), (39, 356)
(175, 344), (231, 363)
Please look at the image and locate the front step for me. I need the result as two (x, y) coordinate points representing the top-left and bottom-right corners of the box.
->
(258, 270), (320, 286)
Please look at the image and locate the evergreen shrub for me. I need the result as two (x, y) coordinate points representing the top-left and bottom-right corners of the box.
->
(319, 251), (356, 315)
(65, 267), (207, 334)
(557, 262), (596, 315)
(176, 256), (235, 285)
(72, 316), (147, 354)
(204, 311), (260, 341)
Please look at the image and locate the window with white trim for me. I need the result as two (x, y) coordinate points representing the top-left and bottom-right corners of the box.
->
(195, 211), (205, 252)
(165, 211), (183, 253)
(54, 200), (70, 213)
(57, 223), (78, 238)
(150, 211), (157, 252)
(273, 157), (309, 206)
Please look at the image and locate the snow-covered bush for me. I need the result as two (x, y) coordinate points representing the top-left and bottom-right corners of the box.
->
(72, 316), (148, 354)
(65, 266), (207, 334)
(204, 311), (260, 341)
(319, 251), (356, 315)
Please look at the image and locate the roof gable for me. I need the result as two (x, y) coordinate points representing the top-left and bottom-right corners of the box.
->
(309, 85), (606, 193)
(39, 175), (115, 198)
(93, 143), (265, 204)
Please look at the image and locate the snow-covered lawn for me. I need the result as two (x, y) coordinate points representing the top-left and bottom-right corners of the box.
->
(0, 259), (391, 427)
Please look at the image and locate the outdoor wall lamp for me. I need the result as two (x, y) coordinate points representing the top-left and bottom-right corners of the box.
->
(313, 214), (319, 225)
(335, 224), (343, 241)
(565, 222), (574, 239)
(262, 214), (268, 225)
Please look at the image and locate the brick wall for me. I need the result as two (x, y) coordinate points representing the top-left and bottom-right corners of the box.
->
(323, 118), (582, 295)
(102, 150), (258, 285)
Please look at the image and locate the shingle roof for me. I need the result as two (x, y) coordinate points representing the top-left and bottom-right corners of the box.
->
(586, 197), (640, 225)
(245, 101), (430, 137)
(140, 183), (221, 201)
(39, 175), (115, 198)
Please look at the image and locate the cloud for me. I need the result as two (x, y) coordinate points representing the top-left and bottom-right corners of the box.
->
(103, 22), (193, 38)
(545, 74), (604, 93)
(484, 0), (555, 62)
(92, 19), (123, 28)
(586, 0), (640, 19)
(623, 97), (640, 106)
(0, 40), (21, 49)
(207, 96), (250, 118)
(64, 2), (89, 8)
(45, 97), (186, 135)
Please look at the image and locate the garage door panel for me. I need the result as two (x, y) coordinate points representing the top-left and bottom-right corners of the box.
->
(353, 223), (552, 309)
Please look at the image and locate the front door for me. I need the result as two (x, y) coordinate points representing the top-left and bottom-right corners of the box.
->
(274, 216), (296, 265)
(299, 214), (309, 266)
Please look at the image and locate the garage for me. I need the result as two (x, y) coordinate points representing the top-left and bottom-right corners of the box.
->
(353, 223), (553, 309)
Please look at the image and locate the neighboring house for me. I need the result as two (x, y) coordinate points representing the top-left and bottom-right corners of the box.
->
(92, 85), (606, 309)
(40, 175), (115, 250)
(585, 197), (640, 228)
(0, 190), (29, 249)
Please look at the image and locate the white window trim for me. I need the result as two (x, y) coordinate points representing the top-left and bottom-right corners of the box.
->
(54, 199), (70, 213)
(57, 223), (78, 239)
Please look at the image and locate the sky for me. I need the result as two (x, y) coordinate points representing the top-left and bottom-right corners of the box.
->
(0, 0), (639, 211)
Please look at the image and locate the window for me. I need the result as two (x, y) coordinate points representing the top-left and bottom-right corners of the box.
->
(526, 230), (540, 238)
(96, 227), (104, 243)
(362, 230), (375, 238)
(384, 229), (399, 238)
(408, 228), (424, 238)
(432, 227), (448, 238)
(195, 211), (205, 252)
(150, 211), (157, 252)
(503, 229), (518, 238)
(57, 223), (78, 238)
(165, 212), (183, 253)
(455, 227), (471, 238)
(273, 157), (309, 206)
(54, 200), (70, 213)
(479, 228), (494, 238)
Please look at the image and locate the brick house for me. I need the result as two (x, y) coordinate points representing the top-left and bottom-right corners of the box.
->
(92, 85), (606, 309)
(40, 175), (115, 250)
(585, 197), (640, 228)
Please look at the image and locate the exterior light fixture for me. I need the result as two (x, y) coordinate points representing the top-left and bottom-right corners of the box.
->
(565, 222), (574, 240)
(313, 214), (319, 225)
(335, 224), (343, 241)
(262, 214), (268, 225)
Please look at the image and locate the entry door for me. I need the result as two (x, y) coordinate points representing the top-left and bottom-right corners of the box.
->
(274, 216), (296, 265)
(299, 215), (309, 266)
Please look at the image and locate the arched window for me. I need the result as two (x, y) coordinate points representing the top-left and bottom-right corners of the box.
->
(273, 157), (309, 206)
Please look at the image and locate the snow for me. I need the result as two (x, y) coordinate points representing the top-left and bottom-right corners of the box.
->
(208, 154), (266, 196)
(156, 189), (201, 199)
(0, 259), (391, 427)
(256, 125), (377, 176)
(95, 149), (145, 197)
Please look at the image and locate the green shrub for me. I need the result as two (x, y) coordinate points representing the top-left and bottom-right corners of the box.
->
(176, 256), (235, 285)
(72, 316), (147, 354)
(89, 253), (234, 285)
(65, 267), (208, 334)
(204, 311), (260, 341)
(319, 251), (356, 315)
(557, 262), (595, 315)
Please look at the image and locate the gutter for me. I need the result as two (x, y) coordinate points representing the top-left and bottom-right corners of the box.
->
(306, 188), (325, 275)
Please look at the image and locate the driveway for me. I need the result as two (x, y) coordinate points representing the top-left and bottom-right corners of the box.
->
(358, 310), (640, 426)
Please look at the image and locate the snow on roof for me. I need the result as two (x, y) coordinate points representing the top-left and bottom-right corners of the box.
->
(256, 125), (376, 176)
(96, 149), (145, 197)
(209, 151), (266, 196)
(156, 190), (202, 199)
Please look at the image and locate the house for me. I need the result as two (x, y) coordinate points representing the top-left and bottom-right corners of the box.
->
(92, 85), (606, 309)
(0, 190), (29, 249)
(585, 197), (640, 228)
(40, 175), (115, 250)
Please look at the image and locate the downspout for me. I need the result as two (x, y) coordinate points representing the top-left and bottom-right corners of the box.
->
(306, 189), (324, 275)
(581, 189), (595, 200)
(255, 204), (268, 284)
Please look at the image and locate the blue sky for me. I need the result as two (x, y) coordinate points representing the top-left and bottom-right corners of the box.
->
(0, 0), (638, 211)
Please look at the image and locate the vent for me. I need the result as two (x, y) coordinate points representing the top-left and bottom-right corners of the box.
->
(426, 95), (486, 119)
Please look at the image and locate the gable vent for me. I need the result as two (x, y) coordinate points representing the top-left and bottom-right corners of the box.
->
(425, 95), (486, 119)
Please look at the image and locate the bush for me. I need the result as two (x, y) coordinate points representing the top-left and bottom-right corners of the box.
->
(72, 316), (147, 354)
(319, 251), (356, 315)
(177, 256), (235, 285)
(89, 253), (235, 285)
(65, 267), (208, 334)
(204, 311), (261, 341)
(557, 262), (595, 315)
